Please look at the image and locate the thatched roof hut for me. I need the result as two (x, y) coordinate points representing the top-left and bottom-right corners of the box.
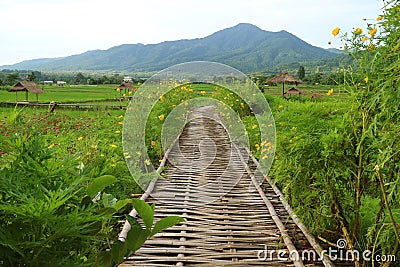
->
(116, 82), (136, 96)
(266, 71), (302, 96)
(8, 81), (44, 102)
(285, 87), (304, 96)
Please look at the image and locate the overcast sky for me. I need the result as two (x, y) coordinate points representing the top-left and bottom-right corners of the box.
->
(0, 0), (383, 66)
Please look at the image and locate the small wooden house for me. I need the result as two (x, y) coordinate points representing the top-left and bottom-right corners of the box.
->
(116, 82), (136, 95)
(8, 81), (44, 102)
(266, 71), (302, 96)
(284, 87), (304, 96)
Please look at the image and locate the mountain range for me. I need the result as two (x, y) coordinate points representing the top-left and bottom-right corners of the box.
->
(1, 23), (338, 73)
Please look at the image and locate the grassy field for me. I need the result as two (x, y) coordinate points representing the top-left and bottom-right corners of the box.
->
(0, 82), (349, 266)
(0, 82), (345, 175)
(0, 84), (127, 103)
(0, 83), (343, 103)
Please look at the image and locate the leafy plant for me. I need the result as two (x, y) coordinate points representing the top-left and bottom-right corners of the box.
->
(0, 133), (130, 266)
(6, 105), (25, 125)
(103, 199), (185, 266)
(272, 1), (400, 266)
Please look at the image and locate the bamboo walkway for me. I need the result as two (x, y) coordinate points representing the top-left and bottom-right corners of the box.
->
(120, 106), (334, 267)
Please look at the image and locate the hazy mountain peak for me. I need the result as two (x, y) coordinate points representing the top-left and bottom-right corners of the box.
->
(1, 23), (338, 73)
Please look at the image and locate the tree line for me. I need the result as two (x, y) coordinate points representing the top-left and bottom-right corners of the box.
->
(0, 70), (146, 88)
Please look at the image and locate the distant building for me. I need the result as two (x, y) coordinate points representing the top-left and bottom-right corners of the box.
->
(43, 81), (54, 86)
(123, 76), (133, 83)
(116, 82), (136, 94)
(57, 81), (66, 86)
(284, 87), (304, 96)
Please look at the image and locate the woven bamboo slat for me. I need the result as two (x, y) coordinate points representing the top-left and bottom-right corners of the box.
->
(120, 105), (333, 267)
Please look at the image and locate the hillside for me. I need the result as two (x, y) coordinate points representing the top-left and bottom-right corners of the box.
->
(1, 23), (338, 73)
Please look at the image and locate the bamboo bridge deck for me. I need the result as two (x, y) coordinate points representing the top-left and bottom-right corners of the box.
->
(120, 106), (334, 267)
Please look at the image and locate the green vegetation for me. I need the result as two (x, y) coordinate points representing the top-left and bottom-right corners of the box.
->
(0, 105), (185, 266)
(0, 84), (121, 103)
(0, 2), (398, 266)
(270, 2), (400, 266)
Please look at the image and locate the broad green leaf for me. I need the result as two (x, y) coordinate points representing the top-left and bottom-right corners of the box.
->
(87, 175), (117, 197)
(97, 207), (117, 216)
(125, 214), (141, 229)
(113, 199), (131, 211)
(102, 192), (117, 208)
(126, 226), (150, 253)
(80, 195), (92, 207)
(131, 199), (154, 230)
(151, 216), (185, 237)
(98, 251), (112, 267)
(110, 240), (127, 264)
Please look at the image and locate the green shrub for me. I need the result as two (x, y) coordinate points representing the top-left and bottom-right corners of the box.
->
(0, 133), (129, 266)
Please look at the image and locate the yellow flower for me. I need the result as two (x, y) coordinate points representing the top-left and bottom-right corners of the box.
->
(128, 91), (133, 95)
(326, 89), (334, 96)
(144, 159), (151, 165)
(125, 155), (132, 159)
(364, 76), (369, 83)
(200, 90), (206, 95)
(116, 88), (121, 92)
(354, 28), (363, 35)
(110, 144), (117, 148)
(122, 93), (126, 97)
(159, 95), (165, 101)
(368, 44), (375, 52)
(158, 114), (165, 121)
(77, 136), (83, 141)
(369, 28), (377, 36)
(111, 163), (116, 168)
(115, 130), (121, 134)
(48, 144), (54, 149)
(278, 105), (284, 109)
(118, 121), (123, 125)
(362, 37), (370, 42)
(151, 141), (156, 147)
(376, 15), (383, 21)
(240, 103), (245, 108)
(91, 144), (97, 149)
(332, 27), (340, 36)
(252, 124), (258, 129)
(262, 155), (268, 160)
